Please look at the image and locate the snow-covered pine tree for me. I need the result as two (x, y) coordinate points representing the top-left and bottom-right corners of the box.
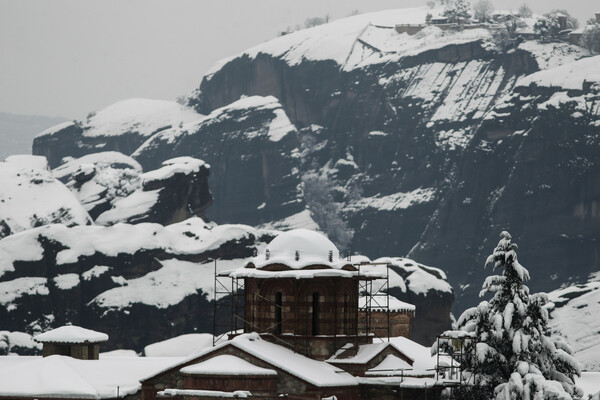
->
(443, 0), (472, 24)
(446, 231), (582, 399)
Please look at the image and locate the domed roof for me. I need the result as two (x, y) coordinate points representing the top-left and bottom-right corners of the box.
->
(266, 229), (339, 259)
(239, 229), (348, 271)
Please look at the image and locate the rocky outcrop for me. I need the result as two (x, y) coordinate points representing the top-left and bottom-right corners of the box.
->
(132, 96), (304, 225)
(0, 219), (275, 351)
(33, 99), (202, 169)
(371, 257), (454, 345)
(0, 159), (92, 239)
(96, 157), (213, 226)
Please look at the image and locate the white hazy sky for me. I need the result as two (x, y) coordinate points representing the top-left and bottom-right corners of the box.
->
(1, 0), (598, 120)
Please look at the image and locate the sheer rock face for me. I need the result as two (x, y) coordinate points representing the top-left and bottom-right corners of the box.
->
(197, 45), (600, 316)
(132, 96), (304, 226)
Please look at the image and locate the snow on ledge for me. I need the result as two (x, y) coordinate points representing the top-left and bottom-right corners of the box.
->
(516, 55), (600, 91)
(142, 157), (208, 184)
(34, 325), (109, 344)
(159, 389), (252, 398)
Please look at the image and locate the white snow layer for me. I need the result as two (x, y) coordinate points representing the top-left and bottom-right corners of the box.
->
(149, 333), (357, 388)
(144, 333), (214, 357)
(94, 189), (160, 225)
(0, 162), (93, 235)
(34, 325), (108, 344)
(517, 55), (600, 91)
(548, 272), (600, 371)
(132, 95), (295, 158)
(52, 151), (142, 181)
(0, 217), (261, 279)
(0, 331), (42, 354)
(82, 98), (203, 138)
(204, 7), (492, 76)
(4, 154), (49, 171)
(243, 228), (349, 271)
(142, 157), (208, 184)
(0, 355), (183, 399)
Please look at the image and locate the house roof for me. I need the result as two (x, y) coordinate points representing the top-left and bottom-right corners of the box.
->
(327, 341), (414, 367)
(34, 325), (108, 344)
(143, 333), (358, 388)
(0, 355), (182, 399)
(180, 355), (277, 376)
(365, 354), (413, 376)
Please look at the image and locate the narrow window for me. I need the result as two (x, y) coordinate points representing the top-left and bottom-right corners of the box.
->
(275, 291), (282, 335)
(343, 294), (349, 335)
(312, 292), (320, 336)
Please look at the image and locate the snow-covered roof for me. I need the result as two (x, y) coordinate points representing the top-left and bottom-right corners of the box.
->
(34, 325), (109, 344)
(365, 354), (412, 376)
(328, 342), (394, 365)
(144, 333), (214, 357)
(388, 336), (439, 372)
(241, 229), (349, 270)
(0, 355), (183, 399)
(144, 333), (358, 388)
(180, 355), (277, 376)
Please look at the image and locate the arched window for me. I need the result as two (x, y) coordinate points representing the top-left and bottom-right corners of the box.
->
(312, 292), (320, 336)
(274, 291), (282, 335)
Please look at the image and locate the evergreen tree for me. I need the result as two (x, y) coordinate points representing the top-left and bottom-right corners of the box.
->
(438, 231), (582, 399)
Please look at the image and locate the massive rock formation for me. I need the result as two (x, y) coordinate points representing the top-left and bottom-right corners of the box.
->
(26, 7), (599, 319)
(33, 99), (202, 168)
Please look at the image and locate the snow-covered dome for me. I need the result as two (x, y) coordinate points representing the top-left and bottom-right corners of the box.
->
(266, 229), (339, 259)
(241, 229), (347, 271)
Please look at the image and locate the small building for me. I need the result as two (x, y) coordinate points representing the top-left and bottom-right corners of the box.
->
(34, 325), (109, 360)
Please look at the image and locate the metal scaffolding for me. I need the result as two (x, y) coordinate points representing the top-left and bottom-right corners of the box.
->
(434, 333), (478, 390)
(212, 258), (392, 348)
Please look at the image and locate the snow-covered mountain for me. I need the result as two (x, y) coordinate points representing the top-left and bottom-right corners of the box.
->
(3, 6), (600, 356)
